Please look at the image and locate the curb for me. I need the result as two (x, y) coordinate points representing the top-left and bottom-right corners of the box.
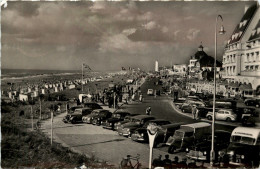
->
(167, 98), (241, 127)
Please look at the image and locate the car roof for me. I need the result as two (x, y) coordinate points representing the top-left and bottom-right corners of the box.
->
(232, 127), (260, 138)
(132, 115), (155, 120)
(148, 119), (171, 123)
(75, 107), (92, 110)
(162, 123), (185, 129)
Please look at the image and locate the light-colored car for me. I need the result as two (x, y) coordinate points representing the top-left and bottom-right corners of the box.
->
(206, 109), (237, 122)
(147, 89), (154, 95)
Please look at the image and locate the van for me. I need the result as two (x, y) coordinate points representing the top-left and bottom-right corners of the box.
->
(226, 127), (260, 167)
(166, 122), (211, 153)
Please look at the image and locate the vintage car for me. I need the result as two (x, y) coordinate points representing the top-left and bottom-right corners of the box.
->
(92, 110), (112, 125)
(147, 89), (154, 95)
(186, 130), (231, 162)
(102, 111), (131, 130)
(131, 123), (183, 147)
(206, 109), (237, 122)
(82, 109), (110, 124)
(244, 98), (260, 108)
(117, 115), (156, 137)
(63, 107), (93, 124)
(114, 113), (140, 130)
(174, 98), (186, 109)
(83, 102), (103, 110)
(181, 102), (205, 114)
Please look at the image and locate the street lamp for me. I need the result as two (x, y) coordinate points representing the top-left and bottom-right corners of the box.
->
(210, 15), (225, 167)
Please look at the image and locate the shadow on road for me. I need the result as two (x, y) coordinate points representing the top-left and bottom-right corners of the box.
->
(71, 138), (126, 147)
(53, 124), (85, 129)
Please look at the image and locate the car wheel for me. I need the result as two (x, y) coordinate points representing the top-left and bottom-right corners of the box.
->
(71, 119), (76, 124)
(176, 105), (180, 109)
(226, 117), (231, 122)
(207, 116), (212, 120)
(168, 145), (175, 154)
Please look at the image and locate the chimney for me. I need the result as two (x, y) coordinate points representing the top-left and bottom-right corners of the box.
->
(244, 5), (249, 14)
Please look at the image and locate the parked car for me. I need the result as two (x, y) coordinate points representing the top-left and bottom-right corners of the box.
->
(206, 109), (237, 122)
(82, 109), (110, 124)
(166, 122), (211, 153)
(64, 107), (93, 124)
(174, 98), (186, 109)
(102, 111), (131, 130)
(244, 98), (260, 107)
(117, 115), (156, 137)
(92, 110), (112, 125)
(186, 130), (231, 162)
(115, 113), (140, 130)
(197, 107), (220, 118)
(131, 123), (183, 147)
(147, 89), (154, 95)
(181, 102), (205, 113)
(83, 102), (103, 109)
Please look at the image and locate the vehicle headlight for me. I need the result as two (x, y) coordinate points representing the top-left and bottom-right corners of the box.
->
(109, 123), (112, 125)
(203, 151), (207, 155)
(229, 151), (234, 156)
(98, 118), (100, 120)
(186, 148), (189, 152)
(141, 133), (144, 136)
(241, 155), (244, 159)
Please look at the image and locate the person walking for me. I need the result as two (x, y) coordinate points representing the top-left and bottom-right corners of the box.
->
(139, 93), (143, 102)
(192, 105), (196, 120)
(146, 106), (152, 115)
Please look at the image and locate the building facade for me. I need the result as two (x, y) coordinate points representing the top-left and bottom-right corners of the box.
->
(222, 3), (260, 97)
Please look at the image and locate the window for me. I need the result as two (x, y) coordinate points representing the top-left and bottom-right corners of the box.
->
(256, 65), (259, 71)
(224, 111), (230, 114)
(218, 110), (224, 114)
(247, 54), (250, 62)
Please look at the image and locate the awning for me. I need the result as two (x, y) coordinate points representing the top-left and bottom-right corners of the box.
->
(229, 82), (239, 88)
(239, 84), (252, 91)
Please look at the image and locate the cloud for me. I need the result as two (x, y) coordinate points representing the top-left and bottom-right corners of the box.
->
(143, 21), (157, 30)
(187, 28), (200, 41)
(122, 28), (137, 36)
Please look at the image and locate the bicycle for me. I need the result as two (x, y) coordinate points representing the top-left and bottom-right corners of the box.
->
(120, 154), (142, 169)
(130, 154), (141, 169)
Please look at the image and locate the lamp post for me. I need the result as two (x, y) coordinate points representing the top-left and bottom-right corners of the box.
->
(210, 15), (225, 167)
(147, 124), (158, 169)
(82, 63), (84, 93)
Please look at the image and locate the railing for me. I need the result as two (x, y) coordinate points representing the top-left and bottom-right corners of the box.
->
(240, 71), (260, 76)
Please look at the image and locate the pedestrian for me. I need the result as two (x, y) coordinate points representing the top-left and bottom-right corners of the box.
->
(120, 155), (133, 169)
(192, 105), (196, 120)
(154, 90), (157, 98)
(163, 154), (172, 169)
(152, 155), (163, 168)
(146, 106), (152, 115)
(195, 106), (199, 120)
(139, 93), (143, 102)
(172, 156), (179, 165)
(131, 93), (136, 101)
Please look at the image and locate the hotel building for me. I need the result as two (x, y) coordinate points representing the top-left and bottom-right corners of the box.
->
(222, 3), (260, 97)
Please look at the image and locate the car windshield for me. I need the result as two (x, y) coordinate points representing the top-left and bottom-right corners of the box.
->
(112, 114), (121, 118)
(231, 136), (255, 145)
(174, 130), (184, 137)
(92, 111), (99, 115)
(132, 119), (141, 124)
(74, 110), (81, 114)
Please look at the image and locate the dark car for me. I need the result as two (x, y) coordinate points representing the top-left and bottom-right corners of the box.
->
(83, 102), (103, 109)
(82, 109), (110, 124)
(92, 110), (112, 125)
(117, 115), (156, 137)
(66, 107), (93, 124)
(131, 123), (183, 147)
(174, 98), (186, 109)
(244, 98), (260, 107)
(115, 113), (140, 130)
(186, 130), (231, 162)
(102, 111), (131, 130)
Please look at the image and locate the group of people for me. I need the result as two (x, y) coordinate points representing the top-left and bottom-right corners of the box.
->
(152, 155), (202, 168)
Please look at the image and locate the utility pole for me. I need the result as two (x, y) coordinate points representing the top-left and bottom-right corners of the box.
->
(39, 98), (42, 120)
(51, 110), (53, 145)
(82, 63), (84, 93)
(31, 105), (33, 131)
(113, 92), (116, 109)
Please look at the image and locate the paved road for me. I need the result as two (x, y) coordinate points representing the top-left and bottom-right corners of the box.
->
(41, 77), (236, 168)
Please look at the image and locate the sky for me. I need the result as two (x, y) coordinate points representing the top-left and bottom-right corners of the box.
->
(1, 1), (257, 71)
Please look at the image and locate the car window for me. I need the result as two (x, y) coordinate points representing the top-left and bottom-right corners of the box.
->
(218, 111), (224, 114)
(185, 132), (194, 137)
(224, 111), (230, 114)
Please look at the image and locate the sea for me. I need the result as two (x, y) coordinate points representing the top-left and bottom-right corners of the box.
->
(1, 69), (81, 81)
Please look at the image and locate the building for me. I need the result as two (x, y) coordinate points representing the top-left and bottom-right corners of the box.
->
(155, 60), (159, 72)
(173, 64), (187, 76)
(188, 43), (222, 78)
(222, 3), (260, 97)
(19, 93), (29, 102)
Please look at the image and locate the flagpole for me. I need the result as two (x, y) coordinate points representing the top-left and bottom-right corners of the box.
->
(82, 63), (84, 93)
